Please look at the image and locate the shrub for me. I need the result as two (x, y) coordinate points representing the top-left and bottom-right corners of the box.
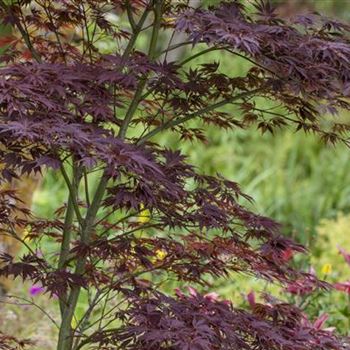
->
(1, 1), (350, 349)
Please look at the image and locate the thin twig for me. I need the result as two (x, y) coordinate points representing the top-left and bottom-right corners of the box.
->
(0, 0), (42, 63)
(137, 87), (265, 145)
(3, 294), (59, 329)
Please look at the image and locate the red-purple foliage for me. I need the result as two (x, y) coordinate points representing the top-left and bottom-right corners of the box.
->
(0, 332), (31, 350)
(105, 289), (346, 350)
(334, 247), (350, 295)
(0, 1), (349, 349)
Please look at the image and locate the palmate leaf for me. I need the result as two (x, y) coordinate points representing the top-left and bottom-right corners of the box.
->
(92, 290), (347, 350)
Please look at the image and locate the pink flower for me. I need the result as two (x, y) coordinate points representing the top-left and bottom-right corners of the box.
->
(280, 247), (294, 262)
(334, 281), (350, 294)
(246, 291), (256, 308)
(285, 267), (317, 296)
(338, 246), (350, 266)
(203, 292), (219, 302)
(285, 279), (315, 295)
(174, 287), (184, 298)
(313, 313), (329, 330)
(187, 286), (198, 298)
(302, 313), (335, 333)
(175, 287), (230, 305)
(29, 285), (44, 296)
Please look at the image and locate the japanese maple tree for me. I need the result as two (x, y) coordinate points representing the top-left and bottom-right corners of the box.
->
(0, 0), (350, 349)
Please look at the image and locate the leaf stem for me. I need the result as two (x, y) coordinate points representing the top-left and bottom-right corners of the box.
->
(121, 3), (151, 61)
(56, 3), (158, 350)
(118, 0), (163, 139)
(60, 165), (84, 226)
(0, 0), (42, 63)
(137, 87), (264, 144)
(58, 163), (82, 316)
(126, 1), (137, 31)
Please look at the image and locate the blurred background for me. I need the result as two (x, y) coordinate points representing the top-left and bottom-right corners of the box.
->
(2, 0), (350, 346)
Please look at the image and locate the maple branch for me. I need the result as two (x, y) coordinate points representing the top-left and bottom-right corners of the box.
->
(102, 222), (160, 241)
(58, 162), (82, 316)
(0, 228), (38, 260)
(179, 46), (221, 66)
(224, 48), (284, 79)
(157, 41), (194, 57)
(60, 165), (84, 226)
(138, 46), (256, 101)
(74, 297), (129, 350)
(81, 3), (93, 62)
(72, 290), (102, 350)
(37, 0), (66, 62)
(3, 295), (59, 329)
(58, 199), (74, 316)
(0, 0), (42, 63)
(121, 2), (151, 61)
(57, 173), (108, 350)
(83, 169), (90, 208)
(126, 1), (137, 31)
(137, 87), (265, 145)
(147, 1), (162, 61)
(118, 0), (163, 139)
(57, 6), (162, 347)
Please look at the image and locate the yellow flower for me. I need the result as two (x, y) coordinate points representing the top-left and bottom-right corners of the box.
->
(163, 16), (175, 25)
(150, 249), (167, 264)
(22, 226), (31, 242)
(321, 263), (332, 275)
(71, 317), (77, 329)
(155, 249), (167, 261)
(138, 204), (150, 224)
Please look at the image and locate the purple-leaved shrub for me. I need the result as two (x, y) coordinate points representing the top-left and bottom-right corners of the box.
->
(0, 1), (350, 349)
